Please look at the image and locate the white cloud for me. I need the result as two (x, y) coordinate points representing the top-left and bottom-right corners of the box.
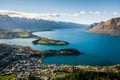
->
(80, 11), (87, 15)
(0, 10), (103, 20)
(62, 13), (78, 17)
(62, 11), (102, 17)
(62, 13), (79, 17)
(62, 11), (86, 17)
(72, 13), (80, 17)
(89, 11), (102, 16)
(0, 10), (108, 24)
(112, 12), (118, 16)
(0, 10), (60, 20)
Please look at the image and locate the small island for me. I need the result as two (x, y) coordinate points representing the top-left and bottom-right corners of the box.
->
(43, 49), (80, 57)
(32, 37), (69, 45)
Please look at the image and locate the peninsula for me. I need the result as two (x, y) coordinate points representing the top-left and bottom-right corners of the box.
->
(0, 28), (39, 39)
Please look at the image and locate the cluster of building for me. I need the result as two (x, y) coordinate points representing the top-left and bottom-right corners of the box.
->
(0, 51), (120, 80)
(1, 61), (119, 80)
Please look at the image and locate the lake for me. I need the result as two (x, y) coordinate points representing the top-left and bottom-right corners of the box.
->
(0, 28), (120, 66)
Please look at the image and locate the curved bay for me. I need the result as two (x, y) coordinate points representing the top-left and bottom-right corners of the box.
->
(0, 28), (120, 66)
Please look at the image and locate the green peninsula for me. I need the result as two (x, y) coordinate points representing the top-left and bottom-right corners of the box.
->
(32, 37), (69, 45)
(0, 28), (39, 39)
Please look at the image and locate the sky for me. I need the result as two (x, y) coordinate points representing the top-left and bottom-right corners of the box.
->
(0, 0), (119, 24)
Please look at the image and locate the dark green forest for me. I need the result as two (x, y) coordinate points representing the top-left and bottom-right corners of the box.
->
(53, 71), (120, 80)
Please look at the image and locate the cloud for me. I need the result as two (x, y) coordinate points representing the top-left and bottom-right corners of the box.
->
(62, 11), (102, 17)
(62, 13), (79, 17)
(89, 11), (102, 16)
(72, 13), (80, 17)
(80, 11), (87, 15)
(0, 10), (103, 20)
(112, 12), (118, 16)
(62, 11), (86, 17)
(61, 11), (87, 17)
(0, 10), (60, 20)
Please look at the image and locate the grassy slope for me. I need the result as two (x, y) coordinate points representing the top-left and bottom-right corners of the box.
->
(0, 74), (16, 80)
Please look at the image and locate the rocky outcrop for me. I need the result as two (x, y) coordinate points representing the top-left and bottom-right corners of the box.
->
(88, 17), (120, 36)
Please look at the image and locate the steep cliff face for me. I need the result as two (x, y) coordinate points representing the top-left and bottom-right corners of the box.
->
(88, 17), (120, 36)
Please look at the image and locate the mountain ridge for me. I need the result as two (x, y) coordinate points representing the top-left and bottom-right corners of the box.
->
(0, 14), (85, 31)
(88, 17), (120, 36)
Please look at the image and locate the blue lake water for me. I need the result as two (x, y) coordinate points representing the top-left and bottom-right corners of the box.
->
(0, 28), (120, 66)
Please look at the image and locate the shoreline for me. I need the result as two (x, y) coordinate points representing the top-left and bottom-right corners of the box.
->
(0, 43), (120, 80)
(0, 43), (119, 67)
(0, 29), (120, 65)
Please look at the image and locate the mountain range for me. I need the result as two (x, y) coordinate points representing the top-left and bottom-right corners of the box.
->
(0, 11), (120, 36)
(0, 14), (85, 31)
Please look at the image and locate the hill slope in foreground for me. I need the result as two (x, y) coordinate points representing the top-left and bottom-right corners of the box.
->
(88, 17), (120, 36)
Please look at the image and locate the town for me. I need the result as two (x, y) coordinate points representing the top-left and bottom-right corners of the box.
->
(0, 44), (120, 80)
